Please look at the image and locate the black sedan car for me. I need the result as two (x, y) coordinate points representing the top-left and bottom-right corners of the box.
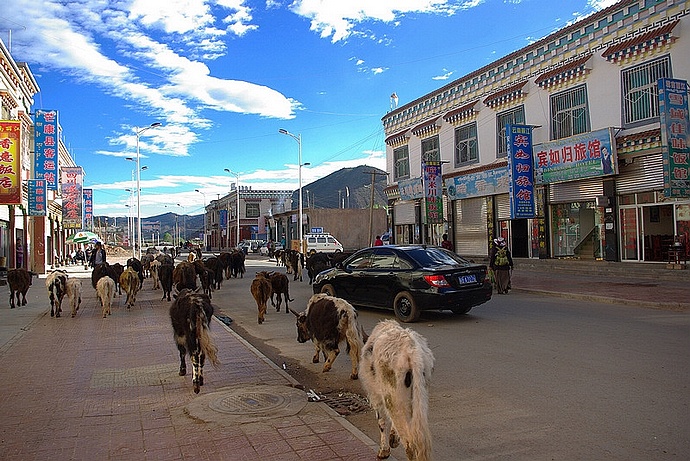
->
(312, 245), (493, 322)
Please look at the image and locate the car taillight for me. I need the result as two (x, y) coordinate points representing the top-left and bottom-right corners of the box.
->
(423, 274), (450, 287)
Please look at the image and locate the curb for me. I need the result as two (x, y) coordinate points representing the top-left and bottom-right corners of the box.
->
(513, 288), (690, 312)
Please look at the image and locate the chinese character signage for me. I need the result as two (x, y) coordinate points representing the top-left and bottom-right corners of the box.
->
(219, 209), (227, 228)
(142, 221), (161, 232)
(61, 166), (83, 229)
(34, 110), (59, 190)
(83, 188), (93, 229)
(0, 120), (22, 205)
(422, 161), (443, 224)
(445, 167), (509, 200)
(533, 127), (617, 184)
(507, 125), (536, 219)
(398, 177), (424, 201)
(659, 78), (690, 198)
(28, 179), (47, 216)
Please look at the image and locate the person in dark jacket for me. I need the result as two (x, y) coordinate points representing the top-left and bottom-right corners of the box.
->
(89, 242), (107, 268)
(489, 237), (513, 294)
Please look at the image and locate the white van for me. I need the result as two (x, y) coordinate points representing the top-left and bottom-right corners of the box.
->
(304, 233), (343, 254)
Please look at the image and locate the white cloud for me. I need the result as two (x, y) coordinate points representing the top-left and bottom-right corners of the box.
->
(432, 69), (454, 80)
(291, 0), (483, 42)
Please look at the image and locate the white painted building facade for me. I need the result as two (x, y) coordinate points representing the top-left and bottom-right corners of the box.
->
(382, 0), (690, 263)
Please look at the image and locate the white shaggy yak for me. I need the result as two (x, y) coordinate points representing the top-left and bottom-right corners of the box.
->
(96, 276), (115, 318)
(359, 319), (435, 461)
(65, 278), (82, 317)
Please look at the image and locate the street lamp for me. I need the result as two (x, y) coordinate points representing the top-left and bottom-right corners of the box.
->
(195, 189), (207, 250)
(278, 128), (309, 253)
(177, 203), (186, 246)
(223, 168), (241, 248)
(134, 122), (161, 258)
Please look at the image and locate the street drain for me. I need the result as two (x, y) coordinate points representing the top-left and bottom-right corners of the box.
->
(185, 384), (307, 424)
(318, 391), (370, 416)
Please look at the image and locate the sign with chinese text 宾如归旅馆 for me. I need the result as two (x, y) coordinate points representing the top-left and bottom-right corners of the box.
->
(658, 78), (690, 198)
(533, 127), (617, 185)
(507, 125), (536, 219)
(61, 166), (83, 229)
(423, 161), (443, 224)
(34, 110), (59, 191)
(0, 120), (22, 205)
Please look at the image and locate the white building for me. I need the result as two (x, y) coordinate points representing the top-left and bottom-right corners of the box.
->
(382, 0), (689, 263)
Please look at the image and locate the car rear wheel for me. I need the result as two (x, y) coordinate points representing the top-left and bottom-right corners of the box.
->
(393, 291), (420, 323)
(321, 284), (337, 297)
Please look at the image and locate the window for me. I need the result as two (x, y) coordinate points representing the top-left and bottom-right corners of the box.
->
(394, 145), (410, 180)
(496, 106), (525, 157)
(245, 203), (260, 218)
(421, 135), (440, 163)
(622, 56), (671, 125)
(455, 122), (479, 166)
(551, 84), (590, 139)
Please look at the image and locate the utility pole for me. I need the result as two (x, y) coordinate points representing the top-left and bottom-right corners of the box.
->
(366, 170), (388, 246)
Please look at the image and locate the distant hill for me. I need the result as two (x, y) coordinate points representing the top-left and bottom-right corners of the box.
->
(294, 165), (388, 210)
(94, 165), (388, 243)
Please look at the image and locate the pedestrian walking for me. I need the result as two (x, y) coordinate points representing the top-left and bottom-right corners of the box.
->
(15, 238), (23, 268)
(489, 237), (513, 294)
(374, 235), (383, 246)
(89, 241), (107, 267)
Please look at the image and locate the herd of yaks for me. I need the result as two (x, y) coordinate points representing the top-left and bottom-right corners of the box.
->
(5, 250), (436, 461)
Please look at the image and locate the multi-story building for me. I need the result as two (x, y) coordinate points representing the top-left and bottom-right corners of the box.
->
(382, 0), (689, 263)
(204, 186), (292, 250)
(1, 38), (80, 273)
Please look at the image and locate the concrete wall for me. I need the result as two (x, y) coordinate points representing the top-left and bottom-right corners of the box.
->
(306, 208), (388, 251)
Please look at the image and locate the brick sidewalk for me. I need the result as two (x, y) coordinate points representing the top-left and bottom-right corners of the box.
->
(0, 275), (381, 461)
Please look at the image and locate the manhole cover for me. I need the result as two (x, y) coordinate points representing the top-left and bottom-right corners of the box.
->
(185, 384), (307, 424)
(319, 391), (370, 416)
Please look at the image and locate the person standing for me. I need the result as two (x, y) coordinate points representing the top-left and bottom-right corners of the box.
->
(489, 237), (513, 294)
(15, 238), (23, 268)
(374, 235), (384, 246)
(89, 242), (107, 267)
(441, 233), (453, 251)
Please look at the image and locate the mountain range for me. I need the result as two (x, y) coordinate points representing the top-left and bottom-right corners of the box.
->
(93, 165), (388, 243)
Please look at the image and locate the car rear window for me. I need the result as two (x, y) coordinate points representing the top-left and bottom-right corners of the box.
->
(407, 247), (471, 267)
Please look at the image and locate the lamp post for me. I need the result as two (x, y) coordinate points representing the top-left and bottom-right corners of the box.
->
(177, 203), (186, 246)
(223, 168), (241, 248)
(134, 122), (161, 258)
(278, 129), (309, 253)
(195, 189), (207, 250)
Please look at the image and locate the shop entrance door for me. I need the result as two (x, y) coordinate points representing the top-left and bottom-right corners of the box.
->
(511, 219), (529, 258)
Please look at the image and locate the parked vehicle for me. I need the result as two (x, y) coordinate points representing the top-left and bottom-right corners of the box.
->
(304, 233), (343, 254)
(238, 239), (265, 254)
(312, 245), (492, 322)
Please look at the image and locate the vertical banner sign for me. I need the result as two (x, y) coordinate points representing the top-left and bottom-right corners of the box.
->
(28, 179), (47, 216)
(34, 110), (59, 190)
(219, 209), (228, 229)
(0, 120), (22, 204)
(659, 78), (690, 198)
(61, 166), (83, 229)
(507, 124), (536, 219)
(83, 188), (93, 229)
(422, 161), (443, 224)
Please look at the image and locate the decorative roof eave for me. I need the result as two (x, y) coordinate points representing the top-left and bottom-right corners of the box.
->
(0, 90), (19, 110)
(443, 100), (478, 126)
(535, 54), (592, 90)
(384, 184), (400, 200)
(385, 129), (410, 147)
(602, 19), (679, 64)
(411, 116), (441, 138)
(615, 128), (662, 154)
(483, 81), (528, 110)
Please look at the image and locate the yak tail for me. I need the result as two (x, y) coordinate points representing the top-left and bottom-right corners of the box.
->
(196, 308), (220, 367)
(391, 352), (432, 461)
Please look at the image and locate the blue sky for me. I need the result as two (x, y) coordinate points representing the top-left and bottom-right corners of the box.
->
(2, 0), (616, 218)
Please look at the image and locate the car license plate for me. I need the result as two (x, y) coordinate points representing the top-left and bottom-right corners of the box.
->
(458, 274), (477, 284)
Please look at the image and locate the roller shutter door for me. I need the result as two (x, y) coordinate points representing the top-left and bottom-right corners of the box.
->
(394, 201), (416, 225)
(495, 194), (511, 220)
(453, 197), (488, 257)
(616, 153), (663, 194)
(549, 177), (603, 203)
